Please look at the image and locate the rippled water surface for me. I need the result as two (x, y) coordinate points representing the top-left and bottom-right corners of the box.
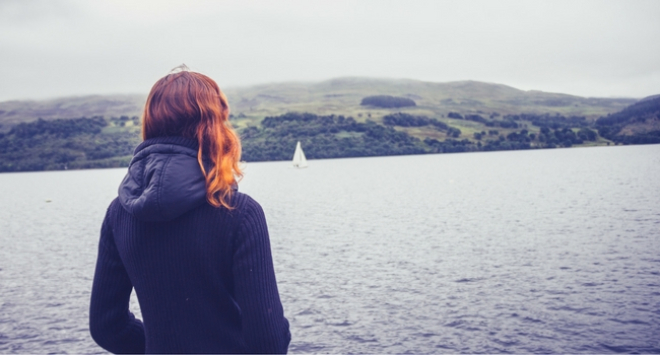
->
(1, 145), (659, 353)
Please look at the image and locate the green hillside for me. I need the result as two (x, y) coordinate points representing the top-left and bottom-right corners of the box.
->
(224, 78), (636, 128)
(595, 96), (660, 144)
(0, 77), (656, 173)
(0, 116), (141, 171)
(0, 94), (145, 132)
(0, 78), (637, 133)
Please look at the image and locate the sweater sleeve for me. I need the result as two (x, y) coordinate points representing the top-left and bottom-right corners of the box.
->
(89, 206), (146, 354)
(233, 198), (291, 354)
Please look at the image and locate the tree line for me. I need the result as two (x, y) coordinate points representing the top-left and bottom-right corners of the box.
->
(0, 116), (139, 172)
(0, 95), (657, 172)
(242, 112), (425, 161)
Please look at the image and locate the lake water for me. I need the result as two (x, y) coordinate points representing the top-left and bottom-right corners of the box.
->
(1, 145), (659, 353)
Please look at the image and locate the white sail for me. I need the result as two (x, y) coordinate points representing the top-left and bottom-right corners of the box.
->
(292, 141), (308, 168)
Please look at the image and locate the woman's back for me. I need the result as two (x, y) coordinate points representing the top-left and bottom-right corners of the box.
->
(89, 70), (290, 354)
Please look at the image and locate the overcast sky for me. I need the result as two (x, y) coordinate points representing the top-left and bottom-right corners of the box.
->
(0, 0), (658, 101)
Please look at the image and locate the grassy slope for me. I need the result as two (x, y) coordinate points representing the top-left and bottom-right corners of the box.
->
(224, 78), (636, 127)
(1, 77), (649, 168)
(0, 77), (637, 133)
(0, 94), (145, 132)
(1, 92), (656, 171)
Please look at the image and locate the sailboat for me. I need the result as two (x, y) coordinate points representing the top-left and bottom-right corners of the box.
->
(292, 141), (308, 168)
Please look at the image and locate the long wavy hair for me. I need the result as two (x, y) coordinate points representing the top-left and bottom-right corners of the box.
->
(142, 67), (242, 209)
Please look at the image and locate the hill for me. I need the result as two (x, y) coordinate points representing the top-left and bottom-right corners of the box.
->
(223, 78), (636, 128)
(3, 98), (657, 172)
(0, 77), (656, 173)
(0, 78), (637, 132)
(596, 96), (660, 144)
(0, 94), (145, 132)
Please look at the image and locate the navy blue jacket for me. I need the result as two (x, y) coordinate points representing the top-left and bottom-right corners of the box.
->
(89, 136), (290, 353)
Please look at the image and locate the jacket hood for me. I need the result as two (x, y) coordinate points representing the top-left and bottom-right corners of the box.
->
(118, 136), (208, 222)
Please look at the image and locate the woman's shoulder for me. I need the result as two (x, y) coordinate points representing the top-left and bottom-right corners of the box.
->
(230, 192), (265, 216)
(105, 192), (264, 224)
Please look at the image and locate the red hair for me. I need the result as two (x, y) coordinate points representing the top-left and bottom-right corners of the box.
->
(142, 69), (242, 209)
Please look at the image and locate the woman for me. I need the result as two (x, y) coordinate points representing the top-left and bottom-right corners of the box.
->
(89, 66), (290, 354)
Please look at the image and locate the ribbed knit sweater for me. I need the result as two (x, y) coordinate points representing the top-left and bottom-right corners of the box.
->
(89, 137), (290, 354)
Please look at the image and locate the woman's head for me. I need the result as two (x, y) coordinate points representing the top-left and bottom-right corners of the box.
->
(142, 66), (242, 209)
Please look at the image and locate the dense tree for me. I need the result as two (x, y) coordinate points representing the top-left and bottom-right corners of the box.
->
(0, 116), (137, 172)
(360, 95), (416, 108)
(381, 112), (451, 132)
(382, 113), (430, 127)
(241, 113), (426, 161)
(465, 114), (487, 123)
(505, 113), (587, 129)
(9, 116), (107, 139)
(596, 96), (660, 144)
(2, 94), (658, 173)
(577, 128), (598, 141)
(447, 127), (461, 138)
